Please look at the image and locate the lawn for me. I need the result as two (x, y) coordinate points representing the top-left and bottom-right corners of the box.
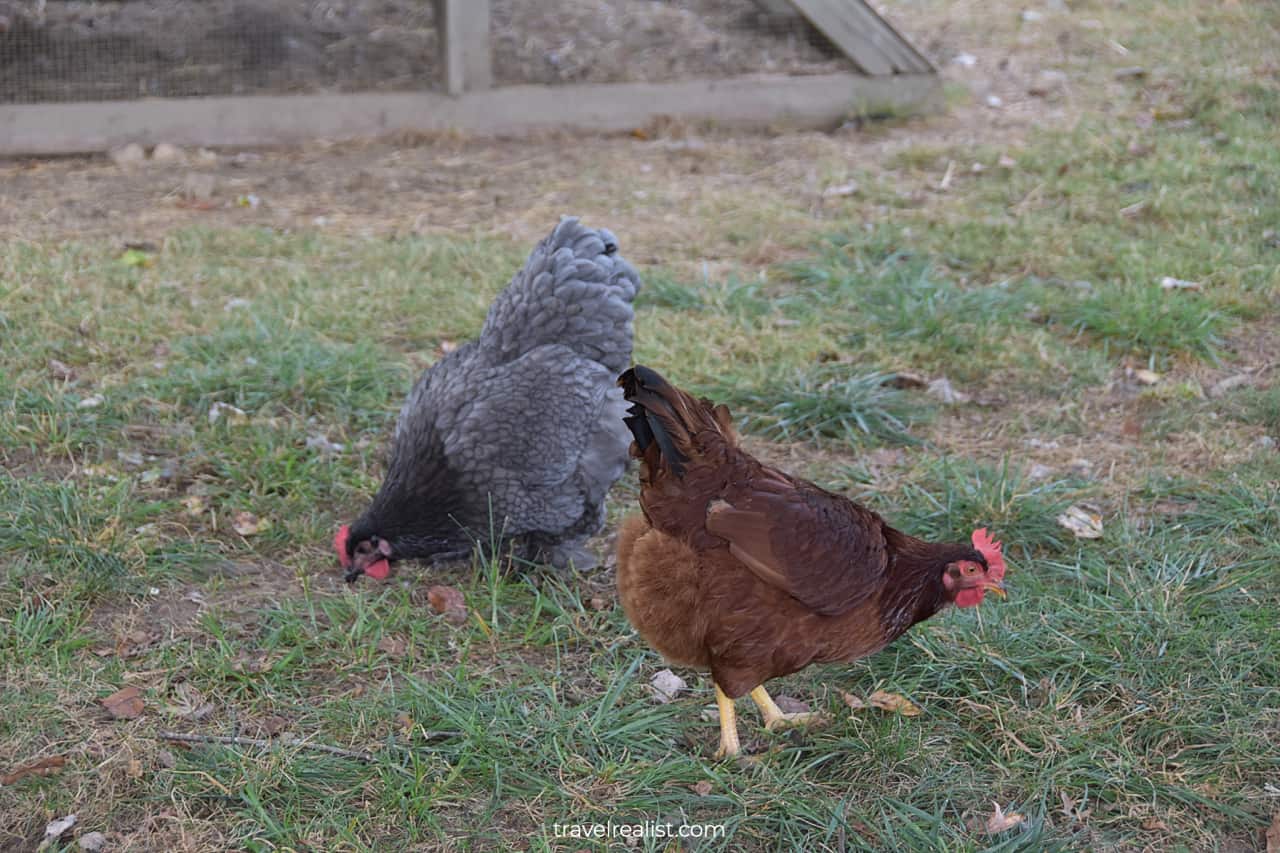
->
(2, 1), (1278, 850)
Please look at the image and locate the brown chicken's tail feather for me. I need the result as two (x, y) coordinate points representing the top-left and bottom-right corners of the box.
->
(619, 365), (734, 480)
(621, 365), (691, 476)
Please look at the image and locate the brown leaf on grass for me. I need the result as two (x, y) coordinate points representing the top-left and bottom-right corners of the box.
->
(1, 755), (66, 786)
(48, 359), (77, 382)
(883, 371), (928, 390)
(869, 690), (922, 717)
(774, 695), (811, 715)
(376, 635), (408, 658)
(126, 757), (144, 779)
(101, 685), (145, 719)
(115, 627), (160, 660)
(231, 653), (273, 674)
(395, 712), (414, 738)
(1057, 505), (1104, 539)
(588, 595), (610, 612)
(1140, 817), (1168, 831)
(164, 683), (215, 721)
(986, 802), (1026, 834)
(427, 585), (469, 625)
(840, 690), (867, 711)
(257, 715), (289, 737)
(1265, 812), (1280, 853)
(231, 511), (267, 536)
(691, 780), (713, 796)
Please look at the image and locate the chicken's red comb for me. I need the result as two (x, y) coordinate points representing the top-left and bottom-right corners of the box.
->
(334, 524), (352, 568)
(971, 528), (1005, 580)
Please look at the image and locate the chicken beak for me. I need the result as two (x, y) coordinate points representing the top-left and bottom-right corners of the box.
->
(983, 580), (1007, 599)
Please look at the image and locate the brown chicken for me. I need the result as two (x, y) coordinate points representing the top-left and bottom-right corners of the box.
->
(615, 365), (1007, 757)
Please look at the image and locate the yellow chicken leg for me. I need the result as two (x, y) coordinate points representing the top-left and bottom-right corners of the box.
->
(712, 683), (741, 758)
(750, 685), (824, 732)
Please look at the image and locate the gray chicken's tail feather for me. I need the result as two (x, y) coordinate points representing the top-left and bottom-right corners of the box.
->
(479, 217), (640, 374)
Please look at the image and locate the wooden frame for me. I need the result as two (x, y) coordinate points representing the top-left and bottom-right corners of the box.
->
(0, 73), (938, 156)
(0, 0), (939, 156)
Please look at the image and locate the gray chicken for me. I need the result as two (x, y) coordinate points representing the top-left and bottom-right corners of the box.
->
(337, 217), (641, 581)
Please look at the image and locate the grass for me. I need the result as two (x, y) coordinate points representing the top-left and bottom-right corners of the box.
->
(3, 0), (1280, 849)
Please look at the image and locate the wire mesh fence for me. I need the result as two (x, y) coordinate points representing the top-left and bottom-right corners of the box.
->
(0, 0), (848, 104)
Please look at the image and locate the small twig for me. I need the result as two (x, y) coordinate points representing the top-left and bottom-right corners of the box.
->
(156, 729), (463, 764)
(158, 730), (379, 762)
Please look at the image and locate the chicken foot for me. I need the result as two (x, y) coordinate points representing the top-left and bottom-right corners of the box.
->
(750, 685), (825, 732)
(713, 683), (828, 758)
(712, 684), (742, 758)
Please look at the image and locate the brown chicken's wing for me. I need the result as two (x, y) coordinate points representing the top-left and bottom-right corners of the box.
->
(705, 471), (889, 617)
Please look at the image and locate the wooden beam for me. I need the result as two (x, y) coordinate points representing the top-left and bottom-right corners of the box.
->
(786, 0), (934, 76)
(0, 73), (940, 156)
(438, 0), (492, 95)
(838, 0), (933, 73)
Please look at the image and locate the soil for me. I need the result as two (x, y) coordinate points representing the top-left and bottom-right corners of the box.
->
(0, 0), (845, 103)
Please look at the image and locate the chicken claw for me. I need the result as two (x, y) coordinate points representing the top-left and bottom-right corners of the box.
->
(750, 686), (826, 732)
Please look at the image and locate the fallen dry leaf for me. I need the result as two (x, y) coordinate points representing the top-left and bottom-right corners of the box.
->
(100, 686), (145, 720)
(1140, 817), (1168, 832)
(691, 780), (713, 796)
(208, 401), (248, 426)
(1160, 276), (1202, 291)
(126, 757), (144, 779)
(395, 712), (415, 738)
(376, 634), (408, 658)
(231, 511), (268, 536)
(182, 494), (207, 516)
(1266, 812), (1280, 853)
(869, 690), (921, 717)
(38, 814), (77, 851)
(588, 595), (610, 612)
(649, 668), (687, 704)
(1209, 373), (1252, 398)
(78, 830), (107, 852)
(305, 434), (344, 454)
(822, 180), (860, 199)
(1, 755), (66, 786)
(1133, 368), (1161, 385)
(840, 690), (867, 711)
(164, 683), (215, 721)
(231, 653), (273, 674)
(1057, 505), (1104, 539)
(427, 585), (469, 625)
(774, 695), (811, 715)
(48, 359), (77, 382)
(257, 715), (289, 737)
(986, 802), (1026, 834)
(883, 371), (928, 390)
(927, 377), (970, 405)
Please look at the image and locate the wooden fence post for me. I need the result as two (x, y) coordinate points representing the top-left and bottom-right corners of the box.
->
(438, 0), (492, 95)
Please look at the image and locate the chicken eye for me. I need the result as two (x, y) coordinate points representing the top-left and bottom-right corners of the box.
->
(962, 563), (978, 575)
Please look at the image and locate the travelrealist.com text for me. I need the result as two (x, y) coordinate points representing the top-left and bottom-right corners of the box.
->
(551, 820), (726, 841)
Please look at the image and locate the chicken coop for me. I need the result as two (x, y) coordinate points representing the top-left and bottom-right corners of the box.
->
(0, 0), (938, 155)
